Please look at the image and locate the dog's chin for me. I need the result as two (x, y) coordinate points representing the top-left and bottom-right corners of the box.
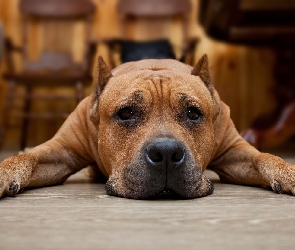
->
(150, 178), (214, 200)
(150, 188), (183, 200)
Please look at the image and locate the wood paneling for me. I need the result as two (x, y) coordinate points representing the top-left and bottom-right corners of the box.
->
(0, 0), (276, 149)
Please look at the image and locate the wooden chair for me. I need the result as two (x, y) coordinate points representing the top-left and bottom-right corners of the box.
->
(0, 22), (3, 62)
(104, 0), (198, 68)
(0, 0), (96, 150)
(199, 0), (295, 149)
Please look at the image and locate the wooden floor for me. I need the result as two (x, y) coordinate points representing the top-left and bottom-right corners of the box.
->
(1, 150), (295, 250)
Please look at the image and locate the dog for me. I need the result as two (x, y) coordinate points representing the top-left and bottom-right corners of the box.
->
(0, 55), (294, 199)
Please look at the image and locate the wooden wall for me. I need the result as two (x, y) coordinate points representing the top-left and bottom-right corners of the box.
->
(0, 0), (276, 149)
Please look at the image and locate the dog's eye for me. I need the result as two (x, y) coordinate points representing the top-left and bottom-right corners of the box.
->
(187, 107), (201, 121)
(117, 107), (136, 120)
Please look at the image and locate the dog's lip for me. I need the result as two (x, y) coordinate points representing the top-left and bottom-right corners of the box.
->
(151, 188), (182, 199)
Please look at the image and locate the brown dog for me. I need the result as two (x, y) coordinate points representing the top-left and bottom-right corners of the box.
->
(0, 55), (295, 199)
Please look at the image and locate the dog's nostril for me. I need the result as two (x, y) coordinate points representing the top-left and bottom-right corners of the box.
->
(149, 151), (163, 163)
(171, 151), (184, 162)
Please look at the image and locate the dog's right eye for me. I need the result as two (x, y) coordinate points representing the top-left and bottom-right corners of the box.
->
(117, 107), (137, 121)
(187, 107), (201, 121)
(115, 107), (142, 127)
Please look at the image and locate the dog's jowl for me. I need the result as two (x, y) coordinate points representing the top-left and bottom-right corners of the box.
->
(0, 55), (295, 199)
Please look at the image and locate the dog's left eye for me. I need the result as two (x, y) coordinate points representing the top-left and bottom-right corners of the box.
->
(117, 107), (136, 120)
(187, 107), (202, 121)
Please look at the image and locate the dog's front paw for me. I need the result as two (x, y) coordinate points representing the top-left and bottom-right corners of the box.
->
(269, 178), (295, 195)
(0, 166), (22, 197)
(257, 153), (295, 195)
(269, 171), (295, 195)
(0, 154), (35, 198)
(0, 176), (21, 197)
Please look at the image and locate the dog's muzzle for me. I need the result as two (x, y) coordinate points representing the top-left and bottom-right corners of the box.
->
(105, 137), (213, 199)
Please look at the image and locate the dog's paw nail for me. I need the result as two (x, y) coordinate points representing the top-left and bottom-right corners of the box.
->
(271, 181), (282, 194)
(8, 181), (20, 196)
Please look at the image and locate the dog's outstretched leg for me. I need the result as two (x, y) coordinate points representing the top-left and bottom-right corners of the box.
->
(0, 99), (95, 198)
(209, 133), (295, 195)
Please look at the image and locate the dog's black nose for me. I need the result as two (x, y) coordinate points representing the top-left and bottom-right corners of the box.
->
(145, 138), (185, 168)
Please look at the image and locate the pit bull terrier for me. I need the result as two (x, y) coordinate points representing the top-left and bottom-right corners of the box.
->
(0, 55), (295, 199)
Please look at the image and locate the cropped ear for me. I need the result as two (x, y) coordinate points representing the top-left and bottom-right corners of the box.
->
(192, 54), (220, 120)
(90, 56), (113, 125)
(191, 54), (213, 95)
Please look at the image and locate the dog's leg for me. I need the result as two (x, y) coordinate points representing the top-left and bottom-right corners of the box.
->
(0, 143), (82, 197)
(209, 137), (295, 195)
(0, 103), (94, 198)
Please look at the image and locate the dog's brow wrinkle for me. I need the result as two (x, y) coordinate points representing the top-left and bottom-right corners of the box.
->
(149, 67), (167, 71)
(134, 92), (143, 101)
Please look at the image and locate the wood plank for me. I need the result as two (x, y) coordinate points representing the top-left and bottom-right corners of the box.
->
(240, 0), (295, 10)
(0, 168), (294, 250)
(1, 150), (295, 249)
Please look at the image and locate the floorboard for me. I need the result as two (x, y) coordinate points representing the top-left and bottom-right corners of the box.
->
(0, 151), (295, 250)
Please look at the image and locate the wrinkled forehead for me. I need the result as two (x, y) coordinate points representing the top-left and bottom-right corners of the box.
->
(101, 68), (213, 106)
(104, 59), (212, 100)
(111, 58), (193, 76)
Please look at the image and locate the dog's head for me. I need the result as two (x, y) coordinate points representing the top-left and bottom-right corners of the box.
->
(90, 55), (220, 199)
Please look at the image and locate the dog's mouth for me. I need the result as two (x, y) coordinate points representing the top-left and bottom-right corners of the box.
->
(150, 188), (182, 200)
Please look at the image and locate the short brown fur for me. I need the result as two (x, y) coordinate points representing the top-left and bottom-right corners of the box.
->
(0, 56), (295, 199)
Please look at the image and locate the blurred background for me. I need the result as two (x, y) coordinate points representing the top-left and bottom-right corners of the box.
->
(0, 0), (295, 152)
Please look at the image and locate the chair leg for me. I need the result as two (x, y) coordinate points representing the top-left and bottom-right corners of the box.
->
(0, 81), (16, 151)
(241, 100), (295, 148)
(75, 81), (84, 105)
(20, 86), (32, 150)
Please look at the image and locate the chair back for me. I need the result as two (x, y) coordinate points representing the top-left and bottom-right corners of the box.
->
(19, 0), (96, 72)
(117, 0), (191, 44)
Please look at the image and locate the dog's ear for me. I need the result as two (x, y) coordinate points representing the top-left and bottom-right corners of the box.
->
(90, 56), (113, 125)
(192, 54), (220, 120)
(191, 54), (213, 94)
